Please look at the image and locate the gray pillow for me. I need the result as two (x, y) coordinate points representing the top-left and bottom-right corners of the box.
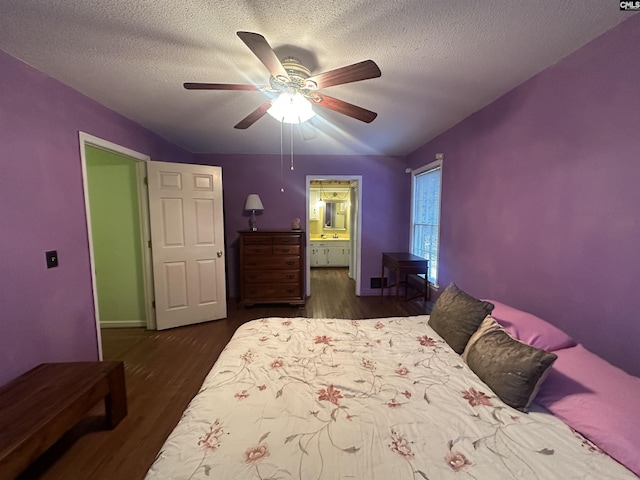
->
(428, 283), (494, 354)
(462, 316), (502, 363)
(465, 326), (557, 412)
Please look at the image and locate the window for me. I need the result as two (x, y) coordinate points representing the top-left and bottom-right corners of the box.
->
(410, 160), (442, 286)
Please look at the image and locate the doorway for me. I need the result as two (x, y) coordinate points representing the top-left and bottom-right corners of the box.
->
(80, 133), (228, 359)
(305, 175), (362, 297)
(79, 132), (153, 359)
(85, 145), (148, 329)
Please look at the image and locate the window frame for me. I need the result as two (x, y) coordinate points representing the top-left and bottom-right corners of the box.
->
(409, 159), (443, 288)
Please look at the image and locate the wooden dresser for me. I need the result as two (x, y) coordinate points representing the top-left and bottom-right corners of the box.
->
(239, 230), (305, 307)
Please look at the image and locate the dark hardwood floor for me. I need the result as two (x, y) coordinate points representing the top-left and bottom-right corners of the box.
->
(17, 268), (430, 480)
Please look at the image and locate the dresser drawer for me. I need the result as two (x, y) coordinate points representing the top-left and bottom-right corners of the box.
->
(243, 284), (302, 299)
(243, 255), (301, 270)
(243, 235), (273, 245)
(273, 245), (300, 255)
(243, 270), (300, 284)
(272, 235), (301, 245)
(243, 245), (273, 255)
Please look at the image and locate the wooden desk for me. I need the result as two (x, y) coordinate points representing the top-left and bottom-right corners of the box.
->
(0, 361), (127, 479)
(381, 252), (429, 301)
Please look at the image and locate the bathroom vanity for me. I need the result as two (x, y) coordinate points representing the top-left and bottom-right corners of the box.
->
(310, 239), (350, 267)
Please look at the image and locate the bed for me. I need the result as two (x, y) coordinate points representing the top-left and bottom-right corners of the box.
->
(145, 286), (639, 479)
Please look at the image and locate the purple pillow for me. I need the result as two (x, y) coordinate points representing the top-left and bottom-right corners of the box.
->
(483, 300), (576, 351)
(536, 344), (640, 476)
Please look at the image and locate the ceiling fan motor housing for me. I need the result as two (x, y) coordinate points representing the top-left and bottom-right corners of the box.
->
(270, 57), (318, 94)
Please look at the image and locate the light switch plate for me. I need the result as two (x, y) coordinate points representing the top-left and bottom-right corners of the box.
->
(46, 250), (58, 268)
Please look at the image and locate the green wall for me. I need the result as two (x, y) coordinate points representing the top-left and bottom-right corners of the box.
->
(86, 145), (146, 325)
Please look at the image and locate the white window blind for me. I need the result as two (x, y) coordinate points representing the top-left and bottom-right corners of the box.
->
(411, 163), (441, 285)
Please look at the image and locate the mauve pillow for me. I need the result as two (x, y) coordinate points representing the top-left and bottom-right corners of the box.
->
(429, 283), (494, 354)
(536, 344), (640, 477)
(483, 299), (576, 351)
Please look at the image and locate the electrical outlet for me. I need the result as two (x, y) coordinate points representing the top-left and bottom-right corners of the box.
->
(46, 250), (59, 268)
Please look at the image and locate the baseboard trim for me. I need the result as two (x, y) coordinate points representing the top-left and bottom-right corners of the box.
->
(100, 320), (146, 329)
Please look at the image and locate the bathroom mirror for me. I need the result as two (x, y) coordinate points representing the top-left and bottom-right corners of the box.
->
(324, 200), (347, 230)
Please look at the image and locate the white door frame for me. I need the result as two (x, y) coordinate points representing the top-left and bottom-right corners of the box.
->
(79, 132), (155, 359)
(305, 175), (363, 296)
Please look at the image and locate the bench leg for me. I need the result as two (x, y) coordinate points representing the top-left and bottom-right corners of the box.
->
(105, 362), (127, 428)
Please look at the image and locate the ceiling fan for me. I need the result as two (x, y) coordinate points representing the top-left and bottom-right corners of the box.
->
(184, 31), (382, 129)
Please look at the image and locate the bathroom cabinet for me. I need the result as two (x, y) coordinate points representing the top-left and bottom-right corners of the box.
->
(310, 241), (349, 267)
(309, 190), (320, 221)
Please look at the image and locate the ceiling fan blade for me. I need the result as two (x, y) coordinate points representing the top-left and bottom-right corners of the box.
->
(313, 94), (377, 123)
(234, 100), (273, 129)
(184, 82), (260, 91)
(237, 31), (290, 81)
(306, 60), (381, 89)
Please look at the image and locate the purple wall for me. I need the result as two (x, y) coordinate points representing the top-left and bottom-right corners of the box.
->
(0, 51), (194, 386)
(5, 14), (636, 386)
(407, 16), (640, 376)
(192, 154), (410, 297)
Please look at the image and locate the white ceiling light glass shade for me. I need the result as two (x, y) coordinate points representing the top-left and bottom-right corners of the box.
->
(267, 92), (315, 124)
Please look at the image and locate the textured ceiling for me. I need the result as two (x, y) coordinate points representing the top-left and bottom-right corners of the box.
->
(0, 1), (633, 156)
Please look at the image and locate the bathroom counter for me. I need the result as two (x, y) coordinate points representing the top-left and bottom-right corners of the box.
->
(310, 237), (350, 242)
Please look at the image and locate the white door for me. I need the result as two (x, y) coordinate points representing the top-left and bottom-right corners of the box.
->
(147, 161), (226, 330)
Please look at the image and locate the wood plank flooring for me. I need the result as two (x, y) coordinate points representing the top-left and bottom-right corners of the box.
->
(16, 268), (430, 480)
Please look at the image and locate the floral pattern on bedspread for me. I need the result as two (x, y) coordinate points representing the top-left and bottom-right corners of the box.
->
(145, 316), (637, 480)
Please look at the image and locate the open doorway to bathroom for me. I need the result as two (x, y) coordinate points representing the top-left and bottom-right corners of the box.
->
(305, 175), (362, 297)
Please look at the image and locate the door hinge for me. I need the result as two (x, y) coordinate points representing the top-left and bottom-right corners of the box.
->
(144, 176), (148, 186)
(152, 300), (156, 309)
(148, 240), (152, 248)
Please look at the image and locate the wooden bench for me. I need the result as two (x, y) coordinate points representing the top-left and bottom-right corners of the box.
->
(0, 361), (127, 479)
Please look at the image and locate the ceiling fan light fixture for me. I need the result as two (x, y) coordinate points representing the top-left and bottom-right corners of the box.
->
(268, 92), (315, 124)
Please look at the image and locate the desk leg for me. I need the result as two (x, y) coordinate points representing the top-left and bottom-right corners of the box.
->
(380, 261), (385, 300)
(395, 268), (400, 298)
(424, 274), (428, 302)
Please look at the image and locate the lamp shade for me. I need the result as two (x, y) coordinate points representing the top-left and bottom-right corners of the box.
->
(244, 194), (264, 211)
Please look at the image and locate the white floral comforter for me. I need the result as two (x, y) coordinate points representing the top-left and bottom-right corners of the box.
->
(145, 316), (637, 479)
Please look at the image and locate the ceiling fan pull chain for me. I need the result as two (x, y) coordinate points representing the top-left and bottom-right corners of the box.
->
(290, 123), (294, 171)
(280, 119), (285, 192)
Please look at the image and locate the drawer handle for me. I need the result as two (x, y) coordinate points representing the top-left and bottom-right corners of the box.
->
(286, 261), (295, 266)
(281, 248), (290, 252)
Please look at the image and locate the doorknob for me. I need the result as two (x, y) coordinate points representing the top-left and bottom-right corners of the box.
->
(217, 251), (223, 257)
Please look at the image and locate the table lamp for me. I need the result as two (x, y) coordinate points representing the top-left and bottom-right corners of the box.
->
(244, 194), (264, 231)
